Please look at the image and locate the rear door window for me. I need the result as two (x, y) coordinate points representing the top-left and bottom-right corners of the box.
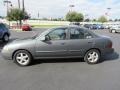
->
(70, 28), (93, 39)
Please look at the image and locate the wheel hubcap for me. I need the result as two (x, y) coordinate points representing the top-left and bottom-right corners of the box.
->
(112, 30), (115, 33)
(87, 51), (99, 63)
(16, 53), (29, 65)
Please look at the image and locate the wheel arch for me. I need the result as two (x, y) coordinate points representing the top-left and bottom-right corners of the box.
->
(3, 33), (9, 37)
(84, 48), (101, 57)
(12, 49), (33, 60)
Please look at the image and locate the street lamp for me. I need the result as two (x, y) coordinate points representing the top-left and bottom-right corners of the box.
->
(107, 8), (111, 21)
(69, 4), (75, 12)
(18, 0), (20, 9)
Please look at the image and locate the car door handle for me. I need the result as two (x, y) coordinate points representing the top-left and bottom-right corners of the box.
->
(88, 42), (93, 43)
(61, 43), (65, 45)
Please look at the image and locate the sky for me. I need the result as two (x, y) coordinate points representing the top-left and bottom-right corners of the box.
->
(0, 0), (120, 19)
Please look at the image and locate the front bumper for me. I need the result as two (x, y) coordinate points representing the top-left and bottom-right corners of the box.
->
(1, 49), (12, 60)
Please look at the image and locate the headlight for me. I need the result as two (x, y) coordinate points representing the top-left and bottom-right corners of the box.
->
(3, 46), (9, 51)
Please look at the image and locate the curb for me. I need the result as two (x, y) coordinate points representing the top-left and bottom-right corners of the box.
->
(10, 29), (23, 32)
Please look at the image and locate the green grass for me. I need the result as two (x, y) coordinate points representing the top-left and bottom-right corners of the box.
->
(31, 25), (64, 28)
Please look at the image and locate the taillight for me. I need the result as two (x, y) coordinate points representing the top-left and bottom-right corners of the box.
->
(106, 42), (112, 48)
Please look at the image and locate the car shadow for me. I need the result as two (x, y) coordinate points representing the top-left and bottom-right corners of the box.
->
(0, 41), (7, 50)
(31, 52), (119, 66)
(31, 58), (84, 66)
(101, 52), (119, 62)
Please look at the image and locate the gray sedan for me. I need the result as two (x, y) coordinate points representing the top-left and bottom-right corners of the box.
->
(1, 26), (114, 66)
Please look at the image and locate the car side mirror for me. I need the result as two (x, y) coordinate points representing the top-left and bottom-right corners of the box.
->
(39, 36), (46, 41)
(40, 35), (50, 41)
(45, 35), (50, 41)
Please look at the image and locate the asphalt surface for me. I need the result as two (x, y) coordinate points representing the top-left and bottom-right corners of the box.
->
(0, 28), (120, 90)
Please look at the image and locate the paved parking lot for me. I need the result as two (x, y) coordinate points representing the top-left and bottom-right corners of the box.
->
(0, 29), (120, 90)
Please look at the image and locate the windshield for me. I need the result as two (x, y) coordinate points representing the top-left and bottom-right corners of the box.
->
(32, 29), (50, 39)
(32, 33), (39, 39)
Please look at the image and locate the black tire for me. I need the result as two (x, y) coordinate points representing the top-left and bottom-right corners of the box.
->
(109, 30), (112, 33)
(2, 34), (9, 42)
(13, 50), (32, 66)
(84, 49), (100, 64)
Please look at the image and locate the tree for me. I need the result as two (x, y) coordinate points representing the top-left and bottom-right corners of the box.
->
(84, 18), (90, 22)
(92, 19), (97, 22)
(0, 16), (3, 18)
(66, 11), (84, 22)
(109, 19), (113, 22)
(114, 19), (118, 22)
(7, 8), (29, 26)
(98, 16), (107, 23)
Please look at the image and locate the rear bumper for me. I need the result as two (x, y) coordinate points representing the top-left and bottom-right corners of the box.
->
(101, 48), (114, 55)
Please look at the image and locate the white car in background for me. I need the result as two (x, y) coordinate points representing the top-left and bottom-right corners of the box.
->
(109, 25), (120, 33)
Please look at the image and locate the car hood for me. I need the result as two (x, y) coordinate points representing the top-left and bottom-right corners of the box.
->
(6, 38), (34, 47)
(3, 37), (35, 50)
(11, 37), (33, 43)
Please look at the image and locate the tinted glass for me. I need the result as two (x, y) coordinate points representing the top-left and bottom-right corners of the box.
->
(70, 28), (93, 39)
(0, 24), (7, 31)
(48, 28), (67, 40)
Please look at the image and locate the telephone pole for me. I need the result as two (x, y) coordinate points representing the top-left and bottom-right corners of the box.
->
(22, 0), (25, 12)
(18, 0), (20, 9)
(4, 0), (12, 28)
(4, 0), (12, 16)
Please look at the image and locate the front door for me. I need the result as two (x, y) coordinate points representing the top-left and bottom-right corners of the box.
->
(35, 28), (69, 57)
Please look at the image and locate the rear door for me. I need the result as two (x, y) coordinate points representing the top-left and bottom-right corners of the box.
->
(67, 27), (94, 57)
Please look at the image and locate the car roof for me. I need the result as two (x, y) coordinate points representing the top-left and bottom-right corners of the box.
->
(55, 25), (85, 29)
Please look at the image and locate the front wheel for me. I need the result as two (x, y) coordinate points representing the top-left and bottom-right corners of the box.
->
(84, 49), (100, 64)
(13, 50), (32, 66)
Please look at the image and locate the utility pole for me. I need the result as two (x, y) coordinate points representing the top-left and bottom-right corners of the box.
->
(4, 0), (12, 28)
(4, 0), (11, 16)
(22, 0), (25, 12)
(18, 0), (20, 9)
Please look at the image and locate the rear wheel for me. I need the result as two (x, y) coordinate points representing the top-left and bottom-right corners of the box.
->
(13, 50), (32, 66)
(111, 29), (116, 33)
(84, 49), (100, 64)
(2, 34), (9, 42)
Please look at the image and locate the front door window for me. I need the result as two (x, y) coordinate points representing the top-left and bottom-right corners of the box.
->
(47, 28), (67, 40)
